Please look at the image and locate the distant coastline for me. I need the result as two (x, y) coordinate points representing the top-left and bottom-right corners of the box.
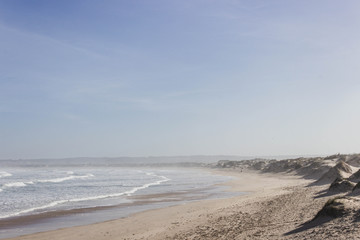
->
(0, 154), (325, 167)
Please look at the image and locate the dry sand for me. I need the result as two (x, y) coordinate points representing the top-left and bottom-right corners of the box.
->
(5, 169), (360, 240)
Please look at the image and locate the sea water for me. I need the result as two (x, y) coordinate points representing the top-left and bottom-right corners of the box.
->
(0, 166), (236, 238)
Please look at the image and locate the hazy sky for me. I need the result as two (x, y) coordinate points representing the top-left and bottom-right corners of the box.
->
(1, 0), (360, 159)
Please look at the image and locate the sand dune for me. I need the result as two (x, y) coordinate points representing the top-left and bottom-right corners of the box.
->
(328, 178), (355, 193)
(313, 161), (354, 185)
(348, 169), (360, 182)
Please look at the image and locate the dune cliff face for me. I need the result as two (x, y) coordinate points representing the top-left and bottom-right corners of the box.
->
(214, 153), (360, 238)
(328, 178), (355, 193)
(314, 161), (353, 185)
(351, 182), (360, 195)
(311, 196), (360, 224)
(313, 157), (360, 226)
(215, 154), (360, 194)
(348, 169), (360, 182)
(214, 154), (360, 180)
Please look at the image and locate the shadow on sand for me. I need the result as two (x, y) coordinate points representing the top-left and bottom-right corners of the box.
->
(313, 189), (345, 199)
(284, 216), (333, 236)
(285, 187), (346, 236)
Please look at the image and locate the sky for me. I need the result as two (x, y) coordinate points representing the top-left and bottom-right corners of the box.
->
(1, 0), (360, 159)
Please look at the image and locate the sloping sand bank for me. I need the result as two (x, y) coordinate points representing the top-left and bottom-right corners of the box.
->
(5, 170), (358, 240)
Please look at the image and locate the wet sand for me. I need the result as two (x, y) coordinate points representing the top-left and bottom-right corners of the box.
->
(1, 182), (236, 239)
(3, 169), (322, 240)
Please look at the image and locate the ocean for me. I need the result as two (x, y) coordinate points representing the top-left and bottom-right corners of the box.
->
(0, 163), (237, 239)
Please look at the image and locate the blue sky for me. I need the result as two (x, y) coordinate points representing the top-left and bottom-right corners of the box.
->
(1, 0), (360, 159)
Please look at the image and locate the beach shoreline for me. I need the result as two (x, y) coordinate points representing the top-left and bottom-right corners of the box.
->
(3, 169), (318, 240)
(0, 167), (238, 239)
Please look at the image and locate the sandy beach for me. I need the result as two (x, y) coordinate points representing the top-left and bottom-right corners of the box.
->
(2, 168), (341, 240)
(5, 153), (360, 240)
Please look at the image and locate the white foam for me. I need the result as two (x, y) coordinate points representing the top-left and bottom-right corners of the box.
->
(0, 171), (170, 219)
(66, 172), (170, 201)
(124, 173), (170, 196)
(38, 174), (93, 183)
(3, 181), (33, 188)
(1, 174), (93, 191)
(0, 171), (12, 178)
(0, 200), (68, 219)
